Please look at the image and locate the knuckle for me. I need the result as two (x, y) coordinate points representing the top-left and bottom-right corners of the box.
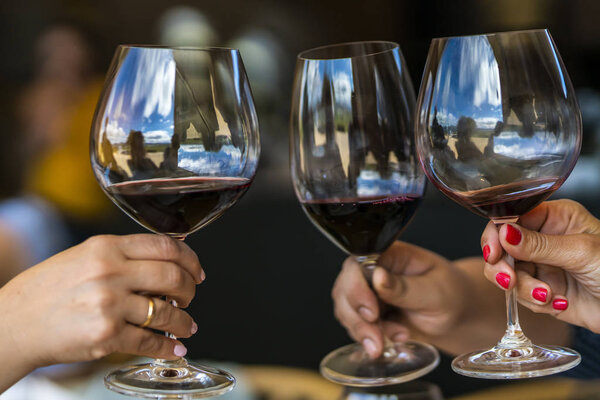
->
(91, 319), (120, 344)
(89, 259), (114, 278)
(333, 304), (344, 323)
(90, 344), (111, 359)
(158, 236), (180, 259)
(91, 286), (117, 311)
(165, 265), (186, 289)
(155, 302), (175, 328)
(137, 333), (160, 354)
(85, 235), (113, 254)
(527, 231), (548, 258)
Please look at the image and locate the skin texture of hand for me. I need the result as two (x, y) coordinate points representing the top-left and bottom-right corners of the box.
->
(481, 199), (600, 333)
(0, 234), (204, 393)
(332, 241), (572, 359)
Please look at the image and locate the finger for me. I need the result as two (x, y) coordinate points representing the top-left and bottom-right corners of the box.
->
(333, 296), (383, 358)
(498, 224), (600, 272)
(536, 264), (567, 296)
(335, 258), (379, 322)
(520, 199), (600, 235)
(125, 295), (196, 338)
(481, 221), (503, 264)
(514, 268), (552, 306)
(379, 241), (437, 276)
(483, 258), (516, 290)
(372, 266), (444, 310)
(124, 261), (197, 307)
(114, 324), (187, 360)
(380, 320), (410, 343)
(117, 234), (204, 283)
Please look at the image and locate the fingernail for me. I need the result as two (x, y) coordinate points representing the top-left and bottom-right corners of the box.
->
(482, 245), (490, 262)
(191, 322), (198, 335)
(496, 273), (511, 289)
(553, 299), (568, 310)
(362, 338), (377, 356)
(174, 344), (187, 357)
(505, 225), (522, 245)
(532, 287), (548, 303)
(200, 270), (206, 282)
(358, 306), (375, 320)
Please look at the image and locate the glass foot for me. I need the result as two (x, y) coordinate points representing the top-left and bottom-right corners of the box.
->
(320, 340), (440, 387)
(452, 344), (581, 379)
(104, 358), (235, 398)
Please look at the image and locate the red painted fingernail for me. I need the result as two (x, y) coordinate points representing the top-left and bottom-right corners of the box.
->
(505, 225), (522, 245)
(532, 287), (548, 303)
(553, 299), (568, 310)
(495, 273), (511, 289)
(483, 245), (490, 262)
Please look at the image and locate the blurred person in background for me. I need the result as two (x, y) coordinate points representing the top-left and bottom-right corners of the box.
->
(19, 24), (110, 224)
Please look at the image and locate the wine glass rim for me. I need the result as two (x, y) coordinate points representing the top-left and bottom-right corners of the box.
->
(297, 40), (400, 61)
(117, 44), (239, 53)
(431, 28), (549, 42)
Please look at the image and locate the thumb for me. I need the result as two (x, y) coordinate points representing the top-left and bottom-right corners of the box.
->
(499, 223), (600, 271)
(372, 267), (439, 311)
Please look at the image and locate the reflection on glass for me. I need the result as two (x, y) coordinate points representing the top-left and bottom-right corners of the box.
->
(416, 29), (581, 378)
(91, 45), (260, 398)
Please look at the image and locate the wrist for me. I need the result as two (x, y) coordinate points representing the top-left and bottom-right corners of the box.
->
(0, 284), (40, 383)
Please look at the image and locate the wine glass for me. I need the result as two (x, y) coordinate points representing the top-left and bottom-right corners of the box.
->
(290, 41), (439, 386)
(90, 45), (260, 398)
(415, 29), (581, 378)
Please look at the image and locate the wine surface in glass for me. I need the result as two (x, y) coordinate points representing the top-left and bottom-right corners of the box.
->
(301, 195), (420, 255)
(438, 177), (559, 220)
(107, 177), (251, 236)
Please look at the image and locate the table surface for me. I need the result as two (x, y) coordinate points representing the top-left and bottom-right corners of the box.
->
(1, 359), (599, 400)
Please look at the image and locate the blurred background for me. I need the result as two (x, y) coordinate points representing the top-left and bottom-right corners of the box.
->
(1, 0), (600, 397)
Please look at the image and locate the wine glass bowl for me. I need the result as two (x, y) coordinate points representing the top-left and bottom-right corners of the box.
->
(415, 29), (581, 378)
(416, 30), (581, 223)
(290, 41), (438, 386)
(90, 45), (259, 398)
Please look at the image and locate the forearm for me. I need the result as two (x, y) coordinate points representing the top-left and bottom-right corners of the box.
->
(0, 323), (37, 393)
(0, 286), (38, 393)
(419, 257), (571, 355)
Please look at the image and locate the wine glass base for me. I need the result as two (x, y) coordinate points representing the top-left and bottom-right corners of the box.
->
(104, 358), (235, 399)
(452, 344), (581, 379)
(320, 340), (440, 387)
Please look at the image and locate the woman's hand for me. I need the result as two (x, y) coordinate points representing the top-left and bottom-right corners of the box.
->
(481, 199), (600, 333)
(0, 234), (204, 389)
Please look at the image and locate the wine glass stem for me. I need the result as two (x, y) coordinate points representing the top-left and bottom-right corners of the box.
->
(494, 230), (532, 350)
(155, 235), (187, 368)
(356, 255), (397, 351)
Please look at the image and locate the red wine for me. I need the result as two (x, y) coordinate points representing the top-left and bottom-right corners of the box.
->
(447, 178), (559, 220)
(301, 196), (420, 256)
(106, 177), (251, 237)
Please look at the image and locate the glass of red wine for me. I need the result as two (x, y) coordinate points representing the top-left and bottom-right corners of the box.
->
(290, 41), (439, 386)
(90, 46), (259, 398)
(415, 29), (581, 378)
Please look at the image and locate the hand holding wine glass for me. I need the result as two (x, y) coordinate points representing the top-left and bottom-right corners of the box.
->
(91, 45), (259, 398)
(0, 234), (202, 394)
(416, 29), (582, 378)
(290, 41), (438, 386)
(481, 199), (600, 333)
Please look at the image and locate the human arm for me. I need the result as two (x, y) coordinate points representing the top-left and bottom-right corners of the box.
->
(331, 241), (571, 358)
(0, 234), (204, 393)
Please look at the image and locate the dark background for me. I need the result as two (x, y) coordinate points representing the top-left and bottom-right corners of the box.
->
(2, 0), (600, 396)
